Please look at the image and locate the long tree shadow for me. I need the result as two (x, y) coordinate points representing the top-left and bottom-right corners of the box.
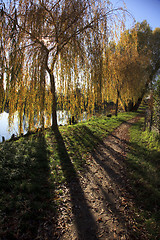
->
(125, 138), (160, 217)
(54, 128), (98, 239)
(83, 123), (160, 238)
(79, 126), (137, 233)
(0, 134), (56, 240)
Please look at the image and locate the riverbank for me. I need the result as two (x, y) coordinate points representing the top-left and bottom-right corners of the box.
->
(0, 111), (159, 239)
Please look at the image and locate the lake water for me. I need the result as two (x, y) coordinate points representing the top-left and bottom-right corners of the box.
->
(0, 110), (85, 142)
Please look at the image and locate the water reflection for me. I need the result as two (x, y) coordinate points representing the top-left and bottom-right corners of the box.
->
(0, 111), (86, 142)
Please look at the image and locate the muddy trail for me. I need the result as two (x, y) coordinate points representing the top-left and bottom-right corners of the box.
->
(52, 116), (146, 240)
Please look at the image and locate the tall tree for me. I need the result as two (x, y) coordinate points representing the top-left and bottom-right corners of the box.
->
(125, 21), (160, 111)
(107, 21), (160, 113)
(0, 0), (127, 131)
(107, 28), (146, 114)
(129, 21), (160, 111)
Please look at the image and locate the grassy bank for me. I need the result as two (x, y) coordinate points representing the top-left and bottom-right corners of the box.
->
(127, 118), (160, 239)
(0, 111), (138, 239)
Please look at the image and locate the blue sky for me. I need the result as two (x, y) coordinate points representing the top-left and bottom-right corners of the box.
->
(112, 0), (160, 30)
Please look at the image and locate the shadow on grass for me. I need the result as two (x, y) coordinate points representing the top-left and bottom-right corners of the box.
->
(54, 128), (98, 239)
(62, 125), (104, 171)
(123, 121), (160, 239)
(127, 138), (160, 217)
(0, 134), (56, 240)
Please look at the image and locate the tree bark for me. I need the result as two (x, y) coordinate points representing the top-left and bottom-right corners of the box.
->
(47, 67), (58, 130)
(130, 97), (143, 112)
(149, 109), (153, 132)
(40, 51), (46, 130)
(115, 90), (119, 116)
(51, 73), (58, 130)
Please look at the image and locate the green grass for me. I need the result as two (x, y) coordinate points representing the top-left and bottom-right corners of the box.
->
(0, 135), (55, 239)
(127, 118), (160, 239)
(0, 111), (138, 239)
(59, 111), (139, 169)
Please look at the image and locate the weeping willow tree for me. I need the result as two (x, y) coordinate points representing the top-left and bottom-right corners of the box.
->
(0, 5), (6, 112)
(107, 25), (151, 115)
(106, 21), (160, 114)
(0, 0), (129, 133)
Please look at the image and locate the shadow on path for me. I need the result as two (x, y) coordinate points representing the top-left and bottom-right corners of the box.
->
(83, 124), (137, 237)
(54, 128), (98, 239)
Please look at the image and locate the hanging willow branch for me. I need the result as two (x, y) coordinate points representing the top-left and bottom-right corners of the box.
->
(1, 0), (131, 133)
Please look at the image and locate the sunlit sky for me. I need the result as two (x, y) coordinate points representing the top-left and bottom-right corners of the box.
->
(112, 0), (160, 30)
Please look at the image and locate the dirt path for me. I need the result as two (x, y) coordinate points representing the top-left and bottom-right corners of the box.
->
(55, 117), (144, 240)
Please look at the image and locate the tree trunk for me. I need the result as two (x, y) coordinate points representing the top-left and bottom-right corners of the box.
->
(149, 88), (154, 132)
(40, 47), (49, 130)
(149, 109), (153, 132)
(122, 96), (143, 112)
(40, 63), (46, 130)
(47, 67), (58, 130)
(51, 74), (58, 130)
(143, 111), (147, 131)
(130, 97), (143, 112)
(115, 90), (119, 116)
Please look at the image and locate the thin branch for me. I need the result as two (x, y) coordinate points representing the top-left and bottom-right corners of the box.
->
(3, 10), (49, 52)
(57, 5), (88, 40)
(50, 0), (63, 12)
(39, 2), (57, 30)
(49, 7), (131, 53)
(11, 43), (36, 53)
